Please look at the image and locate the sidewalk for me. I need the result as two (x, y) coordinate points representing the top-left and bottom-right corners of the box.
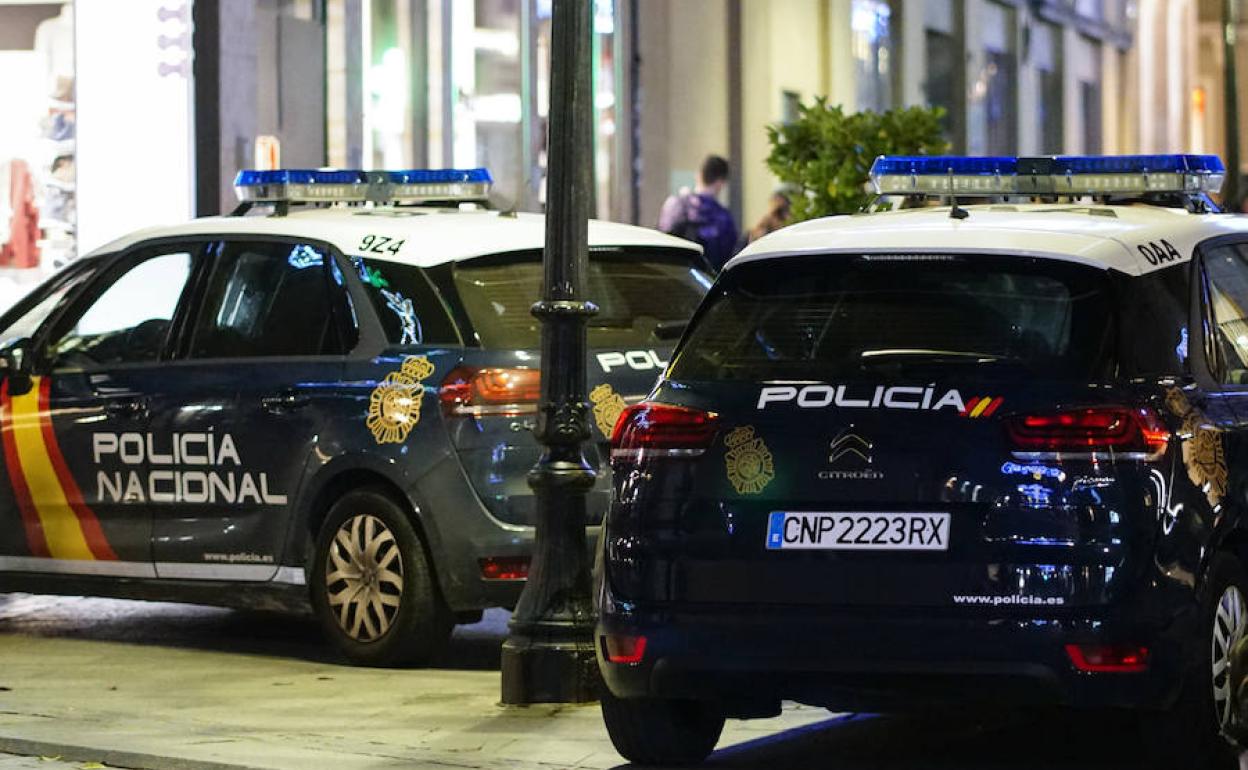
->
(0, 602), (834, 770)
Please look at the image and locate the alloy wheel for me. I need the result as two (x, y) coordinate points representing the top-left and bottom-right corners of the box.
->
(325, 514), (404, 642)
(1212, 584), (1248, 733)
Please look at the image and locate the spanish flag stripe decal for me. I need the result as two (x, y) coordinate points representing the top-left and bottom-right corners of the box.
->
(962, 396), (981, 417)
(6, 376), (98, 560)
(0, 379), (49, 557)
(980, 397), (1003, 418)
(36, 378), (116, 560)
(969, 397), (993, 418)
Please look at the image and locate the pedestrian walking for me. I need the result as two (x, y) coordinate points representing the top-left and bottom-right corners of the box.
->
(657, 154), (738, 272)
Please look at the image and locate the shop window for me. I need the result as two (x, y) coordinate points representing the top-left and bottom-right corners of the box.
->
(1034, 23), (1063, 154)
(852, 0), (893, 112)
(967, 1), (1016, 155)
(924, 29), (956, 140)
(189, 243), (342, 359)
(329, 0), (623, 218)
(1081, 81), (1102, 155)
(49, 250), (195, 369)
(0, 2), (75, 277)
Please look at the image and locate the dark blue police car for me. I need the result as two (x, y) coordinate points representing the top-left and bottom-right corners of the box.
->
(597, 155), (1248, 767)
(0, 169), (708, 666)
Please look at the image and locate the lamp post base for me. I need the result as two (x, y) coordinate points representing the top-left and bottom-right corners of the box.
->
(500, 623), (599, 704)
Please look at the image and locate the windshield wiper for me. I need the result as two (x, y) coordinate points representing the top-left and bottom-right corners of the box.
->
(858, 349), (1029, 369)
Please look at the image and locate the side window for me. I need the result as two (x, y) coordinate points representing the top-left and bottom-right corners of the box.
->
(47, 249), (195, 369)
(1116, 265), (1189, 377)
(1202, 243), (1248, 384)
(189, 241), (340, 359)
(352, 257), (459, 346)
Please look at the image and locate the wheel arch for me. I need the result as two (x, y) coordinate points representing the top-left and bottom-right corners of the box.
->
(290, 455), (445, 585)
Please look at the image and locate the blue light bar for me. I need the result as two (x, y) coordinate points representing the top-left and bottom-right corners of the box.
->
(870, 154), (1225, 197)
(234, 167), (493, 205)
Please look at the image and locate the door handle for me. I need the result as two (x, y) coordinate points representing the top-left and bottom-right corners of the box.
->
(105, 397), (149, 420)
(262, 391), (311, 414)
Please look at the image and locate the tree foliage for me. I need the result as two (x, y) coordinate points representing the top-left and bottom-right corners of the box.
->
(766, 98), (950, 220)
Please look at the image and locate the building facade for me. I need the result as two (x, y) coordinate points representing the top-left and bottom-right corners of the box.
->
(635, 0), (1169, 230)
(0, 0), (1220, 275)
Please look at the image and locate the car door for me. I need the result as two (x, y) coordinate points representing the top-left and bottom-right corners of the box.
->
(147, 238), (354, 581)
(1190, 240), (1248, 528)
(0, 244), (202, 575)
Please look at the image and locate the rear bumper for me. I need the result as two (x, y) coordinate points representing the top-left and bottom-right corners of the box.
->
(598, 604), (1193, 713)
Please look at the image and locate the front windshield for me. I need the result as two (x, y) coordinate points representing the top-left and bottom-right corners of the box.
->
(0, 263), (95, 350)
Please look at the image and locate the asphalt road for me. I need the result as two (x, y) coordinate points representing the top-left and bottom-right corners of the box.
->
(0, 593), (1237, 770)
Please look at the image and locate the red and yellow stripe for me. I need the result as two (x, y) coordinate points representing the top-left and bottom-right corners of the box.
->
(1, 377), (116, 560)
(961, 396), (1004, 419)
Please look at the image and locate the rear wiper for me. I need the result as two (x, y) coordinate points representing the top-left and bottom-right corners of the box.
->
(858, 349), (1027, 367)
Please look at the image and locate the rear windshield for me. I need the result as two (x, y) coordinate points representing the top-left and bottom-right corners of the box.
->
(451, 249), (711, 349)
(669, 255), (1115, 382)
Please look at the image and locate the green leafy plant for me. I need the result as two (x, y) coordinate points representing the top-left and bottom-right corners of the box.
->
(766, 98), (950, 220)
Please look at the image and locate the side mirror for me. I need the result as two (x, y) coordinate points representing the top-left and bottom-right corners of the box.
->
(0, 339), (33, 395)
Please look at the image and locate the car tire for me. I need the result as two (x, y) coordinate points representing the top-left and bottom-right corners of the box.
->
(310, 487), (452, 667)
(1141, 552), (1247, 770)
(600, 688), (725, 766)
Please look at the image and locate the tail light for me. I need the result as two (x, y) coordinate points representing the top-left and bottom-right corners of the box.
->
(1006, 406), (1169, 460)
(440, 366), (541, 417)
(479, 556), (530, 581)
(602, 634), (647, 664)
(610, 402), (719, 461)
(1065, 644), (1149, 673)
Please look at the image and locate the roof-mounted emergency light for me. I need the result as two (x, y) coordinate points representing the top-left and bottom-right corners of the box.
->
(233, 167), (493, 206)
(869, 154), (1225, 198)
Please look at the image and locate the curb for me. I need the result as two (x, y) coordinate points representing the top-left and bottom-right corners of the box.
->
(0, 737), (257, 770)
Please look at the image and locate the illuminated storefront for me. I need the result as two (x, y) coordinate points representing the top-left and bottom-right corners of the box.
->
(328, 0), (626, 220)
(0, 0), (194, 282)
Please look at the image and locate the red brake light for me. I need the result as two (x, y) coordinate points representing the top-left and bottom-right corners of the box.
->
(440, 366), (541, 416)
(1006, 406), (1169, 459)
(1065, 644), (1149, 673)
(479, 556), (530, 581)
(603, 634), (647, 664)
(610, 402), (719, 460)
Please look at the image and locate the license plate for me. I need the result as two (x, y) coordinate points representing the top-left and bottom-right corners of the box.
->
(765, 511), (950, 551)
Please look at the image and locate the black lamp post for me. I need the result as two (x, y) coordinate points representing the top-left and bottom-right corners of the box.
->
(499, 0), (599, 705)
(1224, 0), (1241, 208)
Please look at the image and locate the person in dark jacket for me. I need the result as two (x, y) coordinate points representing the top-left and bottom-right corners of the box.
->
(657, 155), (738, 272)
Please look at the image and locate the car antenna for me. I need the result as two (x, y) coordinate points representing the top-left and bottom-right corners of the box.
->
(947, 168), (969, 220)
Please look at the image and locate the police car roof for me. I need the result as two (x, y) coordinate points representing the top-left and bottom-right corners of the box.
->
(87, 207), (701, 265)
(730, 203), (1248, 277)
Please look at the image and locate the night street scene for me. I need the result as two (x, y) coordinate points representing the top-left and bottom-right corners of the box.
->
(6, 0), (1248, 768)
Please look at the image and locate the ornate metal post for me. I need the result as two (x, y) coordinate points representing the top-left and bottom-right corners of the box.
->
(1224, 0), (1241, 208)
(500, 0), (599, 704)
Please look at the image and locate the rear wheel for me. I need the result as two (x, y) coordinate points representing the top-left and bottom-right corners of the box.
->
(600, 689), (725, 766)
(310, 488), (452, 667)
(1142, 553), (1247, 769)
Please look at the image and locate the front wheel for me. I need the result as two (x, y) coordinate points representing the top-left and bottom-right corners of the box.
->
(600, 689), (725, 766)
(310, 487), (452, 667)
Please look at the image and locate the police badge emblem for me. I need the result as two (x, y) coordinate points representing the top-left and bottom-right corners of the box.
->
(590, 384), (628, 439)
(1166, 387), (1228, 507)
(724, 425), (775, 495)
(367, 356), (436, 445)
